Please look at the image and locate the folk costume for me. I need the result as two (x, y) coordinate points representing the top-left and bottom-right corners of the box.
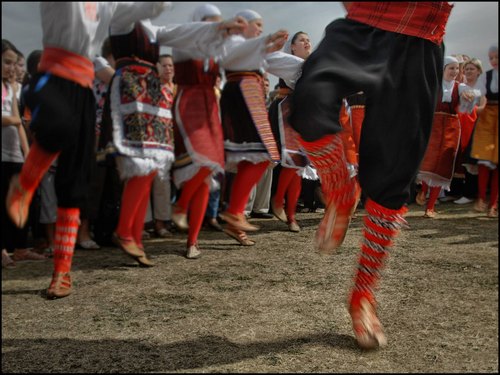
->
(170, 4), (226, 258)
(101, 15), (245, 265)
(6, 2), (169, 299)
(268, 38), (316, 232)
(470, 51), (498, 216)
(289, 2), (452, 349)
(416, 56), (468, 218)
(219, 9), (303, 244)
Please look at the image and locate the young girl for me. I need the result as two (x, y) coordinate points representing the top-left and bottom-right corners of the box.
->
(416, 56), (474, 218)
(2, 39), (47, 269)
(219, 9), (299, 246)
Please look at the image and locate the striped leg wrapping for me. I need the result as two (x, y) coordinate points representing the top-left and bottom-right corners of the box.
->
(53, 208), (80, 274)
(299, 134), (358, 210)
(299, 134), (360, 253)
(351, 199), (408, 306)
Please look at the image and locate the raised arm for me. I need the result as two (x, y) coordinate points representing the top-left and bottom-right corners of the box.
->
(109, 2), (170, 35)
(153, 16), (247, 56)
(265, 51), (304, 89)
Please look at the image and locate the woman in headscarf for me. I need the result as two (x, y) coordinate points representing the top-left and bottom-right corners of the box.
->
(218, 9), (302, 246)
(268, 31), (316, 233)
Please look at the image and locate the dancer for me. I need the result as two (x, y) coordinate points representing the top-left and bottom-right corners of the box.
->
(99, 11), (251, 265)
(416, 56), (473, 218)
(289, 2), (453, 349)
(269, 31), (316, 232)
(470, 45), (498, 218)
(6, 2), (170, 299)
(171, 4), (290, 256)
(219, 9), (301, 246)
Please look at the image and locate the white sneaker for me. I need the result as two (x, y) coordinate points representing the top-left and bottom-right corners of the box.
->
(454, 197), (474, 205)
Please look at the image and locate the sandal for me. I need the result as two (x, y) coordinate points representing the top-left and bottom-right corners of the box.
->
(315, 202), (354, 254)
(6, 174), (34, 228)
(135, 244), (155, 267)
(423, 209), (436, 218)
(172, 204), (188, 230)
(186, 244), (202, 259)
(349, 297), (387, 350)
(12, 248), (48, 261)
(47, 272), (72, 299)
(76, 239), (100, 250)
(487, 206), (498, 218)
(271, 199), (287, 222)
(415, 190), (427, 206)
(219, 211), (259, 232)
(223, 227), (255, 246)
(2, 249), (16, 269)
(112, 232), (145, 258)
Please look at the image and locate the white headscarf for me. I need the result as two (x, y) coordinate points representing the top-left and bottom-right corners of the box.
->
(191, 3), (221, 22)
(234, 9), (262, 22)
(442, 56), (459, 102)
(444, 55), (459, 69)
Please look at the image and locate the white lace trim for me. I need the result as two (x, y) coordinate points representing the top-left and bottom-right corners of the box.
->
(116, 153), (174, 181)
(173, 163), (221, 191)
(415, 172), (451, 191)
(224, 152), (272, 173)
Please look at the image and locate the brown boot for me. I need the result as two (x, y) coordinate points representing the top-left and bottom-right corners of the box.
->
(47, 272), (72, 299)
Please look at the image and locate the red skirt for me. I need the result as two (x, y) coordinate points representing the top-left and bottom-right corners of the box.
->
(417, 112), (460, 188)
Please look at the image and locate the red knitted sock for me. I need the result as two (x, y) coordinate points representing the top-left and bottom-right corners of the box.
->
(175, 167), (212, 212)
(131, 173), (156, 247)
(53, 207), (80, 274)
(285, 172), (302, 222)
(19, 141), (59, 193)
(273, 167), (296, 209)
(426, 186), (441, 211)
(490, 168), (498, 208)
(187, 182), (210, 246)
(227, 161), (269, 215)
(478, 165), (489, 201)
(117, 175), (152, 240)
(350, 199), (408, 308)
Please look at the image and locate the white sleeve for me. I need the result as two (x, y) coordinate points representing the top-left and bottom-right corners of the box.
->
(154, 22), (226, 56)
(476, 72), (487, 96)
(265, 51), (304, 89)
(218, 35), (268, 70)
(93, 56), (110, 73)
(109, 2), (170, 35)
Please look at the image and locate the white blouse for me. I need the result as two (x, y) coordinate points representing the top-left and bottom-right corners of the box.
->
(477, 68), (498, 96)
(40, 2), (169, 59)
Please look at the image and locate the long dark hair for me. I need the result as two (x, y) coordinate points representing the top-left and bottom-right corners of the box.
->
(22, 49), (42, 87)
(2, 39), (18, 54)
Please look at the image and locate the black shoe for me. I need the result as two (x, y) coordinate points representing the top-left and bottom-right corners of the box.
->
(250, 212), (274, 219)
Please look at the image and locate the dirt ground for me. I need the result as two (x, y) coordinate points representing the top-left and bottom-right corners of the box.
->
(2, 201), (498, 373)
